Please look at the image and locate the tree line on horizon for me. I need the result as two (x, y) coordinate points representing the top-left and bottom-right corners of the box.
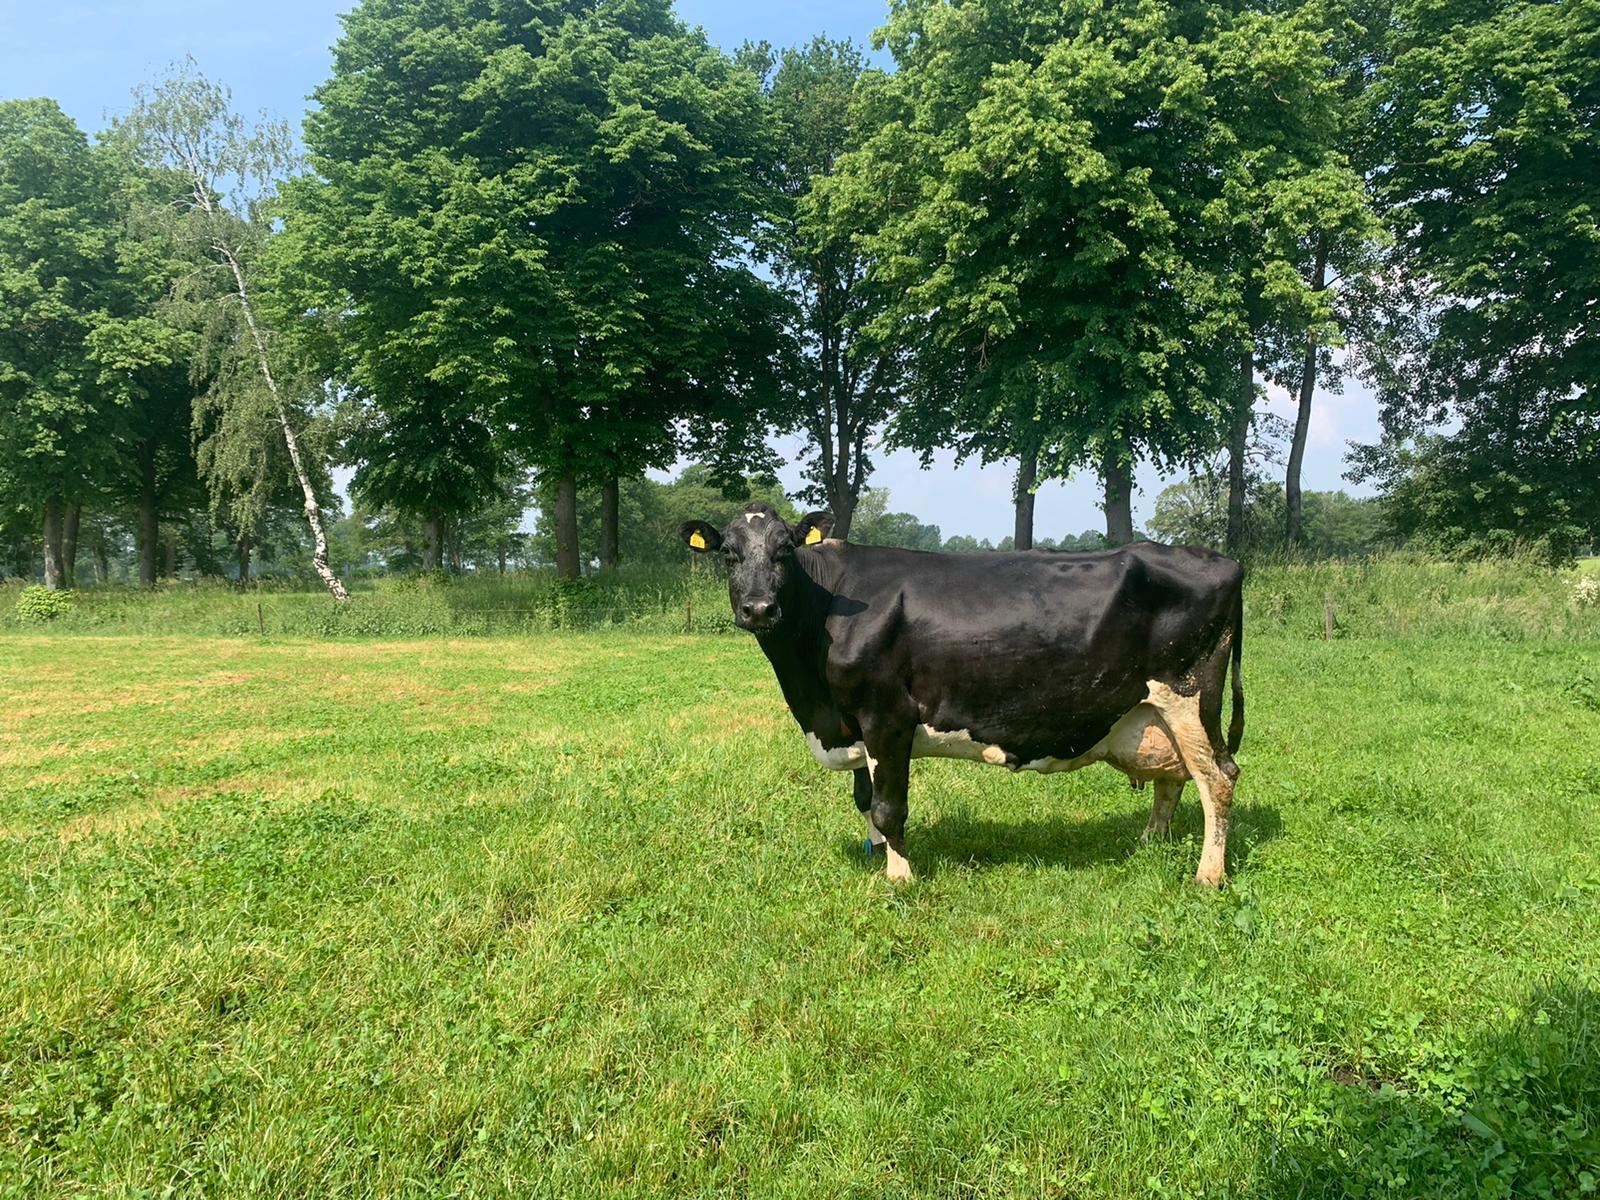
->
(2, 0), (1595, 593)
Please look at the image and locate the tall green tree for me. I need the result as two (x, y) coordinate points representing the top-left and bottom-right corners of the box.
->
(840, 0), (1248, 547)
(87, 157), (209, 585)
(0, 99), (125, 588)
(1272, 0), (1391, 551)
(283, 0), (777, 581)
(743, 37), (901, 541)
(1353, 0), (1599, 561)
(1203, 4), (1380, 554)
(120, 60), (350, 599)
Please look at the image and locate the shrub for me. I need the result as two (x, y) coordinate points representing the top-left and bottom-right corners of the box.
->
(14, 585), (73, 623)
(1573, 575), (1600, 609)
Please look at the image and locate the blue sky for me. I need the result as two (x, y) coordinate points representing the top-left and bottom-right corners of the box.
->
(1, 0), (1379, 540)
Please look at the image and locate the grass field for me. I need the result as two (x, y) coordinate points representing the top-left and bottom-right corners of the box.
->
(3, 626), (1600, 1196)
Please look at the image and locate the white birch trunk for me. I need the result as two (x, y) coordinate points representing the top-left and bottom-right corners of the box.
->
(179, 156), (348, 602)
(219, 248), (348, 600)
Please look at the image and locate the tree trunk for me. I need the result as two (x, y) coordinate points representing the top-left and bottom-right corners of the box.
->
(164, 537), (178, 580)
(95, 534), (110, 585)
(1227, 347), (1254, 556)
(41, 496), (65, 590)
(830, 488), (857, 542)
(138, 448), (158, 586)
(1285, 241), (1329, 552)
(422, 512), (444, 571)
(1102, 446), (1134, 545)
(554, 473), (580, 580)
(62, 503), (81, 588)
(217, 245), (349, 600)
(826, 449), (858, 542)
(237, 533), (252, 584)
(599, 474), (620, 571)
(1013, 452), (1038, 550)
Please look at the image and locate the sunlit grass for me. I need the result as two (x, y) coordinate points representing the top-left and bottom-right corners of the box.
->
(3, 628), (1599, 1197)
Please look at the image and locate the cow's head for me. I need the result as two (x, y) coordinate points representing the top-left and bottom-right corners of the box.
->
(680, 503), (833, 633)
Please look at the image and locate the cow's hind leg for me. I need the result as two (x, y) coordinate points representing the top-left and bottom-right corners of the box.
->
(855, 767), (885, 855)
(1147, 683), (1236, 886)
(859, 717), (915, 882)
(1142, 779), (1183, 843)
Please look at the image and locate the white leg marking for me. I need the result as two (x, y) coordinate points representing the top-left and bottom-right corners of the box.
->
(862, 811), (886, 847)
(885, 842), (913, 883)
(806, 733), (867, 771)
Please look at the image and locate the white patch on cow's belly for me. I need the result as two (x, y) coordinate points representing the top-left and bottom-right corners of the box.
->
(912, 725), (1011, 764)
(803, 707), (1185, 781)
(806, 732), (868, 771)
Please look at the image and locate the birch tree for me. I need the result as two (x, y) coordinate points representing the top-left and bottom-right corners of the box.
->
(120, 61), (348, 599)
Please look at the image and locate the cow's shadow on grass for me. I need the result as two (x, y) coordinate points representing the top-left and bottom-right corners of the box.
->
(835, 799), (1282, 878)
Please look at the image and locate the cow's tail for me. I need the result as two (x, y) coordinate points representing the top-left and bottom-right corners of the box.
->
(1226, 584), (1245, 756)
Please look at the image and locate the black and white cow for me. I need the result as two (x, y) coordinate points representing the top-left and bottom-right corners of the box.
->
(681, 503), (1246, 885)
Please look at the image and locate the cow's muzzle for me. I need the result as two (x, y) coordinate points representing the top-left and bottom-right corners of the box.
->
(738, 599), (781, 632)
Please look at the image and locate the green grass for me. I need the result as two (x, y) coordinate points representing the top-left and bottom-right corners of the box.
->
(3, 626), (1599, 1197)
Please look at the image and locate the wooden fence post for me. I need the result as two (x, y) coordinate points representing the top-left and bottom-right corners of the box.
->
(257, 602), (265, 637)
(1323, 592), (1335, 641)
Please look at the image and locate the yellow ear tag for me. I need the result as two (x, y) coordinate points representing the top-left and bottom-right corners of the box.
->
(689, 531), (708, 550)
(804, 526), (823, 545)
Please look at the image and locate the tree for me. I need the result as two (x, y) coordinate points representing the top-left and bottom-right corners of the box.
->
(846, 488), (942, 550)
(1353, 0), (1599, 562)
(86, 155), (210, 585)
(743, 37), (902, 542)
(120, 60), (349, 599)
(0, 99), (127, 588)
(529, 464), (795, 570)
(840, 0), (1259, 549)
(1199, 4), (1381, 555)
(1276, 0), (1391, 551)
(286, 0), (777, 582)
(1148, 472), (1388, 558)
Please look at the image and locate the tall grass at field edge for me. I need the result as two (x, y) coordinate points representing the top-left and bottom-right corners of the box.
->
(3, 552), (1598, 641)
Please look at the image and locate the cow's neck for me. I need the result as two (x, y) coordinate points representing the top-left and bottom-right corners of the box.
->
(753, 556), (853, 745)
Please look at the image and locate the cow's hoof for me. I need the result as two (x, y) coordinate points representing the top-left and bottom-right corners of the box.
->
(885, 848), (913, 883)
(1192, 869), (1226, 888)
(1140, 826), (1172, 845)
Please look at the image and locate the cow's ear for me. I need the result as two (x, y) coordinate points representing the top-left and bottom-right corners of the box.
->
(680, 520), (722, 553)
(793, 511), (834, 546)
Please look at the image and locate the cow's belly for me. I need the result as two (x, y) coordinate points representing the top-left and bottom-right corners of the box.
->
(803, 706), (1187, 780)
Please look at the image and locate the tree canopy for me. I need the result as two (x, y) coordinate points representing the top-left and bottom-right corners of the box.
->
(0, 0), (1592, 585)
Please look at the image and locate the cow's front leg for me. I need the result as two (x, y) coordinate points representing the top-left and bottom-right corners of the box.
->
(854, 767), (885, 857)
(860, 719), (915, 882)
